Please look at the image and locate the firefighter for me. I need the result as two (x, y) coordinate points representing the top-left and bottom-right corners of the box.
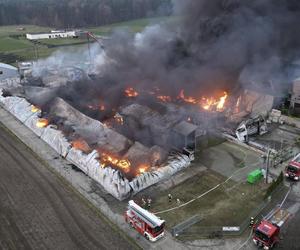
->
(168, 193), (173, 203)
(147, 198), (152, 209)
(250, 217), (255, 228)
(141, 198), (146, 208)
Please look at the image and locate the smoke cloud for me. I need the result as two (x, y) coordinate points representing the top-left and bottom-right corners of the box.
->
(30, 0), (300, 110)
(93, 0), (300, 98)
(31, 0), (300, 102)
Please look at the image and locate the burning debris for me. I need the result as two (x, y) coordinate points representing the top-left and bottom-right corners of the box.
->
(2, 0), (300, 199)
(36, 118), (49, 128)
(31, 105), (40, 113)
(125, 87), (139, 97)
(99, 152), (131, 173)
(71, 138), (91, 153)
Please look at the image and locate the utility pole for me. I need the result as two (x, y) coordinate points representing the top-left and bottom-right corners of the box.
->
(87, 33), (92, 65)
(33, 41), (39, 60)
(34, 43), (38, 60)
(265, 149), (271, 184)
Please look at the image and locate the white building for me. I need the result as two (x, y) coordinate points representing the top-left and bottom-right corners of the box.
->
(26, 30), (77, 40)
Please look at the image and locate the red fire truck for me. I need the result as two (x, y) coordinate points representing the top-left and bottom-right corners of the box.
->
(285, 153), (300, 180)
(252, 206), (290, 249)
(125, 200), (165, 242)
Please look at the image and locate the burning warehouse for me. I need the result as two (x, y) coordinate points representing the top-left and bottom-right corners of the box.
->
(1, 0), (300, 199)
(0, 69), (229, 200)
(120, 103), (198, 153)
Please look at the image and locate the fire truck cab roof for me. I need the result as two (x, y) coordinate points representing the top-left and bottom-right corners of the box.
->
(289, 153), (300, 168)
(289, 161), (300, 168)
(257, 220), (278, 237)
(128, 200), (165, 228)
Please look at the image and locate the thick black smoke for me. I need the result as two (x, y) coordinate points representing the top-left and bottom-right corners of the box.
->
(22, 0), (300, 159)
(172, 0), (300, 94)
(32, 0), (300, 109)
(80, 0), (300, 100)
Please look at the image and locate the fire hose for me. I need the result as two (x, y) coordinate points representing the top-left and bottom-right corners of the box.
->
(154, 151), (261, 215)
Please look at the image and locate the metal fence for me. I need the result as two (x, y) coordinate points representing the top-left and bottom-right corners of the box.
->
(171, 215), (201, 237)
(172, 184), (286, 239)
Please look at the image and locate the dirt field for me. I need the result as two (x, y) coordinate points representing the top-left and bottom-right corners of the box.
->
(0, 123), (139, 250)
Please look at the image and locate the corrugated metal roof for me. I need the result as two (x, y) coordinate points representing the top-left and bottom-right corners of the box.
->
(0, 63), (17, 71)
(0, 63), (19, 81)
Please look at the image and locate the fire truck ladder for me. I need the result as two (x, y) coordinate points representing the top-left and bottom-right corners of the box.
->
(128, 200), (164, 229)
(86, 32), (105, 67)
(264, 187), (292, 227)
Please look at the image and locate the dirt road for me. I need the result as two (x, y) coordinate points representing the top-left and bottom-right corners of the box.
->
(0, 123), (138, 250)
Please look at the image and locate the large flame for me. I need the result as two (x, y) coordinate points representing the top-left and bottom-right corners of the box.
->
(125, 87), (139, 97)
(138, 164), (150, 175)
(100, 152), (131, 172)
(71, 139), (90, 153)
(123, 86), (228, 112)
(216, 92), (228, 111)
(179, 90), (228, 112)
(36, 118), (49, 128)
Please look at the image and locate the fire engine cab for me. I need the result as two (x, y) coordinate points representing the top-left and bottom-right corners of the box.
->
(125, 200), (165, 242)
(253, 220), (280, 250)
(285, 153), (300, 180)
(252, 207), (290, 249)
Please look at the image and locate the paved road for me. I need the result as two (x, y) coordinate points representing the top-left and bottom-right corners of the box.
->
(0, 123), (138, 250)
(277, 182), (300, 250)
(239, 182), (300, 250)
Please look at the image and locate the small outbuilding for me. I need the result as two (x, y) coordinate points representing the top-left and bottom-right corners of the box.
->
(26, 30), (77, 40)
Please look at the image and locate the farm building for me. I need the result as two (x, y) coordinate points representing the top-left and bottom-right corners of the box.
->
(26, 30), (78, 40)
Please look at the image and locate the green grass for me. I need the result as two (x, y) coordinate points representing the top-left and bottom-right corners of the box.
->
(0, 25), (51, 37)
(150, 170), (267, 235)
(87, 16), (172, 35)
(0, 25), (88, 63)
(40, 38), (87, 46)
(0, 16), (171, 64)
(0, 36), (33, 52)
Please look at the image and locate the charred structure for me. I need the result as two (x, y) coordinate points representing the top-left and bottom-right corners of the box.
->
(2, 0), (300, 199)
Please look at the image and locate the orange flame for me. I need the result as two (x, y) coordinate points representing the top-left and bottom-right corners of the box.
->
(114, 113), (124, 125)
(201, 92), (228, 111)
(179, 90), (228, 112)
(71, 139), (90, 153)
(31, 105), (40, 113)
(157, 95), (172, 102)
(87, 103), (105, 111)
(125, 87), (139, 97)
(216, 92), (228, 111)
(138, 164), (150, 174)
(100, 152), (131, 172)
(36, 118), (49, 128)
